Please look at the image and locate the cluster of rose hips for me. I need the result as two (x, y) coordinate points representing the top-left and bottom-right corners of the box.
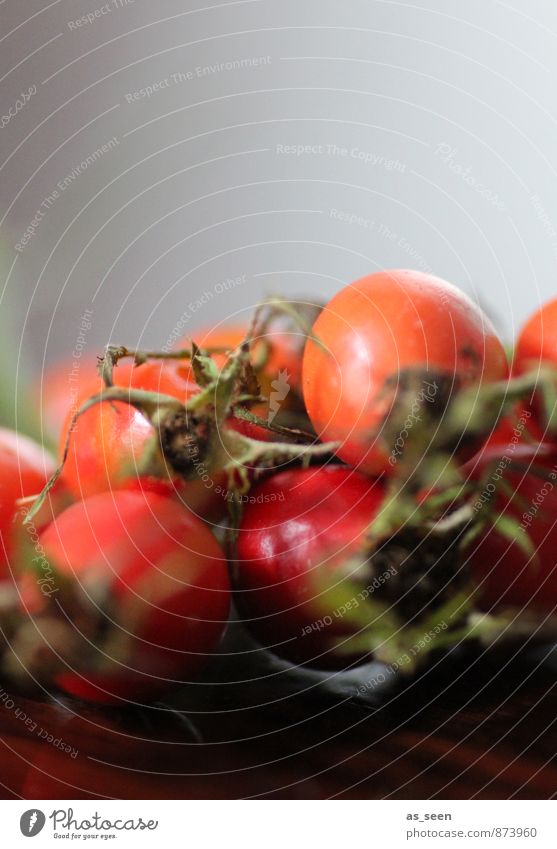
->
(1, 268), (557, 706)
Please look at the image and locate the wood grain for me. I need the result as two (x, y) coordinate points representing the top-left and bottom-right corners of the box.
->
(1, 644), (556, 799)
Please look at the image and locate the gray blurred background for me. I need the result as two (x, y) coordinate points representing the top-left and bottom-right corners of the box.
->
(1, 0), (557, 420)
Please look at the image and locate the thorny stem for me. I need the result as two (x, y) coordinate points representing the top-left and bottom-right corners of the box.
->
(363, 365), (557, 546)
(24, 364), (339, 525)
(232, 406), (316, 442)
(98, 343), (236, 387)
(17, 329), (557, 676)
(251, 295), (327, 353)
(24, 386), (183, 525)
(231, 434), (340, 469)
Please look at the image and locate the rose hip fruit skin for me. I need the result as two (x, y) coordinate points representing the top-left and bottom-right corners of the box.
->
(514, 297), (557, 374)
(463, 410), (557, 615)
(0, 427), (57, 580)
(60, 360), (197, 495)
(512, 298), (557, 430)
(34, 490), (230, 704)
(234, 466), (385, 667)
(33, 355), (99, 442)
(465, 450), (557, 615)
(303, 269), (508, 476)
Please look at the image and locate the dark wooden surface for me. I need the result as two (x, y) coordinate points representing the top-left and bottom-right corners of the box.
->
(1, 643), (557, 800)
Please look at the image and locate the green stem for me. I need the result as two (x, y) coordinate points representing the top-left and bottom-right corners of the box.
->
(233, 406), (315, 441)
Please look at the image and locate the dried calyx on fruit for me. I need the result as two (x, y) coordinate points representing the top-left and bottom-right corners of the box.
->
(19, 290), (557, 685)
(7, 491), (231, 704)
(302, 270), (510, 476)
(310, 367), (557, 673)
(24, 307), (336, 528)
(172, 295), (323, 435)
